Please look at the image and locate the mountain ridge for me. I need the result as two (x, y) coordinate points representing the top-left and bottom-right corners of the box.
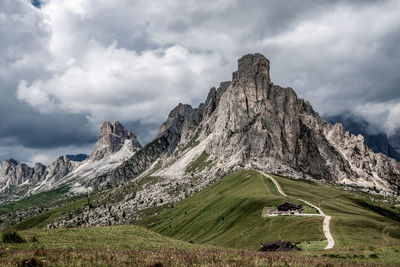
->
(108, 53), (400, 194)
(325, 114), (400, 162)
(0, 121), (141, 204)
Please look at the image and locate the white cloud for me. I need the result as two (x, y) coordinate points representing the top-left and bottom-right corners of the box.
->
(2, 0), (400, 154)
(17, 42), (227, 124)
(0, 0), (50, 78)
(353, 102), (400, 136)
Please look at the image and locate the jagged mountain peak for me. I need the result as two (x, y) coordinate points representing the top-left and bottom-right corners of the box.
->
(91, 121), (142, 161)
(0, 120), (143, 202)
(325, 113), (400, 162)
(158, 104), (193, 137)
(3, 158), (20, 166)
(115, 52), (399, 193)
(236, 53), (271, 81)
(99, 121), (132, 140)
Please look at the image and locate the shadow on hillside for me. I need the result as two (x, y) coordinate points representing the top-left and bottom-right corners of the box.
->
(352, 198), (400, 222)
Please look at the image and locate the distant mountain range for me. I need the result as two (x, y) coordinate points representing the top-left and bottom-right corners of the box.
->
(325, 114), (400, 162)
(389, 129), (400, 154)
(0, 121), (141, 204)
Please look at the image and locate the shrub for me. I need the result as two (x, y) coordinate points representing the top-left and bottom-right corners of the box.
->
(19, 257), (43, 267)
(2, 231), (26, 243)
(30, 236), (39, 243)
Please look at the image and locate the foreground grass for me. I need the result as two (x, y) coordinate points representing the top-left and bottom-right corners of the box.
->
(0, 225), (386, 266)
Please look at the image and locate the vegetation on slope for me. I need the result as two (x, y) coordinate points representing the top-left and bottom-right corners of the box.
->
(185, 151), (210, 174)
(12, 195), (90, 230)
(0, 186), (69, 216)
(271, 174), (400, 248)
(1, 169), (400, 266)
(139, 170), (325, 250)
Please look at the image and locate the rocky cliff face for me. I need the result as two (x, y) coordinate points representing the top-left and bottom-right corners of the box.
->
(90, 121), (142, 161)
(199, 54), (399, 191)
(43, 121), (143, 191)
(110, 53), (399, 195)
(0, 159), (35, 187)
(0, 156), (77, 204)
(0, 157), (76, 191)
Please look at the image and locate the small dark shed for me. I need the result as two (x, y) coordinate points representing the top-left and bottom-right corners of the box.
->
(258, 240), (301, 252)
(277, 202), (302, 212)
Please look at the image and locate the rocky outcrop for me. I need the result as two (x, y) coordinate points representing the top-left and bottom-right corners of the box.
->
(121, 53), (400, 193)
(36, 121), (144, 191)
(326, 114), (400, 162)
(90, 121), (142, 161)
(45, 156), (76, 183)
(0, 156), (76, 195)
(103, 135), (170, 186)
(0, 159), (35, 187)
(32, 163), (47, 184)
(196, 53), (399, 191)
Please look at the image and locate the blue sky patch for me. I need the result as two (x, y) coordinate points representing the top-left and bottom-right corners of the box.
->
(31, 0), (41, 8)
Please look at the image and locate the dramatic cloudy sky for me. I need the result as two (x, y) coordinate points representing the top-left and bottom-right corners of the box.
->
(1, 0), (400, 165)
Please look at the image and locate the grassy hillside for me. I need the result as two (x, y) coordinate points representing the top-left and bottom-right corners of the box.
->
(139, 170), (326, 250)
(2, 170), (400, 265)
(140, 170), (400, 253)
(271, 174), (400, 248)
(0, 186), (69, 216)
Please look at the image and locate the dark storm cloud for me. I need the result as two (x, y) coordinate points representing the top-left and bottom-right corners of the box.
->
(0, 106), (96, 149)
(0, 79), (97, 163)
(122, 121), (161, 145)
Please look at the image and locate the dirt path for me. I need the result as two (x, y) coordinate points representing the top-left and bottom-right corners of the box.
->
(259, 171), (335, 250)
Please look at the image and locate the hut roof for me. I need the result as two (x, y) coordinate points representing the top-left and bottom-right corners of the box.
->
(277, 202), (302, 211)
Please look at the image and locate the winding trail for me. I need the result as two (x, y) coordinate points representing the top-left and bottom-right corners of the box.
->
(259, 171), (335, 250)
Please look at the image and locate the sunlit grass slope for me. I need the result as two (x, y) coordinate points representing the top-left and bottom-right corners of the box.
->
(271, 174), (400, 248)
(139, 170), (325, 250)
